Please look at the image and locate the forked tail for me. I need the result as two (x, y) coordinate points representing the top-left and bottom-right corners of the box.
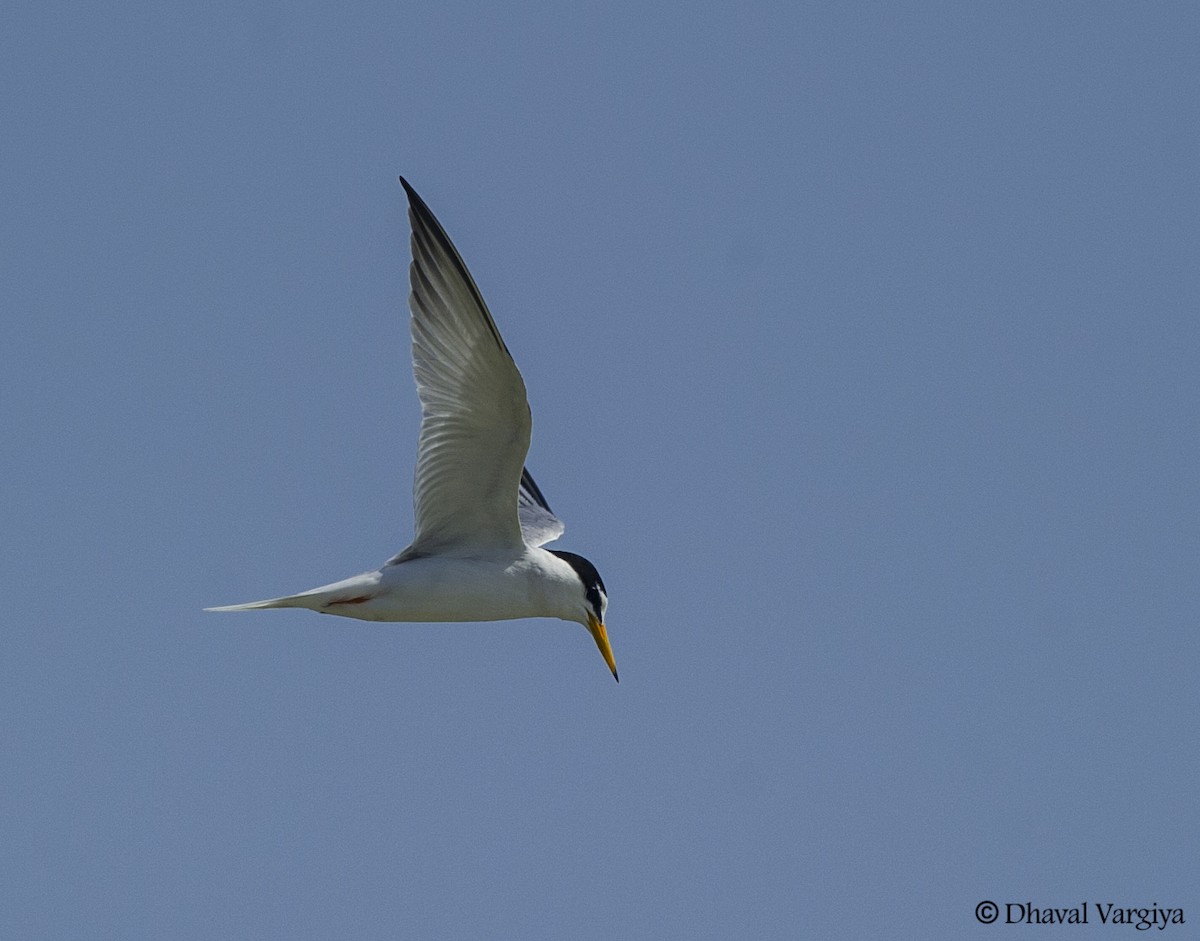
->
(204, 595), (308, 613)
(205, 572), (382, 614)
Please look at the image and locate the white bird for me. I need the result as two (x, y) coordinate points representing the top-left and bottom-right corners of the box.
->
(207, 177), (616, 681)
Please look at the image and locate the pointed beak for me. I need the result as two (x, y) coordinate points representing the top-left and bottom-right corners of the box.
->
(587, 612), (619, 682)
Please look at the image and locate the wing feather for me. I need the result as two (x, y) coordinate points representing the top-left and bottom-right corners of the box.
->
(517, 467), (566, 547)
(397, 178), (530, 556)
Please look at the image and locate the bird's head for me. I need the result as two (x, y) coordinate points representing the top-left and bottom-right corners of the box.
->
(549, 550), (617, 682)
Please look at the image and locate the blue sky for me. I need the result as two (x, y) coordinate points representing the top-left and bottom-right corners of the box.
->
(3, 2), (1197, 938)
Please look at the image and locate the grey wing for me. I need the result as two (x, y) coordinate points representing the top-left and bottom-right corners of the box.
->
(398, 177), (530, 556)
(517, 467), (566, 547)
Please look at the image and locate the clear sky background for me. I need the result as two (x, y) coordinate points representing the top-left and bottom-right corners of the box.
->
(3, 3), (1197, 938)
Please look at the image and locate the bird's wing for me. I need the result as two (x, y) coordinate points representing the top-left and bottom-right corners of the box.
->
(517, 467), (566, 547)
(397, 177), (530, 556)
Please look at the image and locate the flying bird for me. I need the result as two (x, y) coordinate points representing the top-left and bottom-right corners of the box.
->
(207, 178), (616, 681)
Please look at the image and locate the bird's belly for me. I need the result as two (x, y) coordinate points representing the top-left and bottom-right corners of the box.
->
(331, 557), (544, 623)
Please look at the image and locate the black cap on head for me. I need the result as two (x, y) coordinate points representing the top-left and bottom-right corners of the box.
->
(549, 550), (606, 620)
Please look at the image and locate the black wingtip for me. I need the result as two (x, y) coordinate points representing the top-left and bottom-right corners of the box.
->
(397, 177), (440, 236)
(613, 671), (620, 683)
(519, 468), (555, 515)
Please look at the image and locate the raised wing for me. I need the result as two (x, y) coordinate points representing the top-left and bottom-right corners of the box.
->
(517, 467), (565, 547)
(397, 177), (530, 556)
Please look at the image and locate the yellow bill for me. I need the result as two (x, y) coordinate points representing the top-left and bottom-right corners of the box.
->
(587, 612), (619, 682)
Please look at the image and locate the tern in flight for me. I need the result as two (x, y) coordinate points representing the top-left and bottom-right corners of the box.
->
(207, 178), (616, 681)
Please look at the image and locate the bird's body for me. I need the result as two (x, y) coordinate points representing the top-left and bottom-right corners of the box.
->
(207, 178), (617, 680)
(213, 549), (587, 625)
